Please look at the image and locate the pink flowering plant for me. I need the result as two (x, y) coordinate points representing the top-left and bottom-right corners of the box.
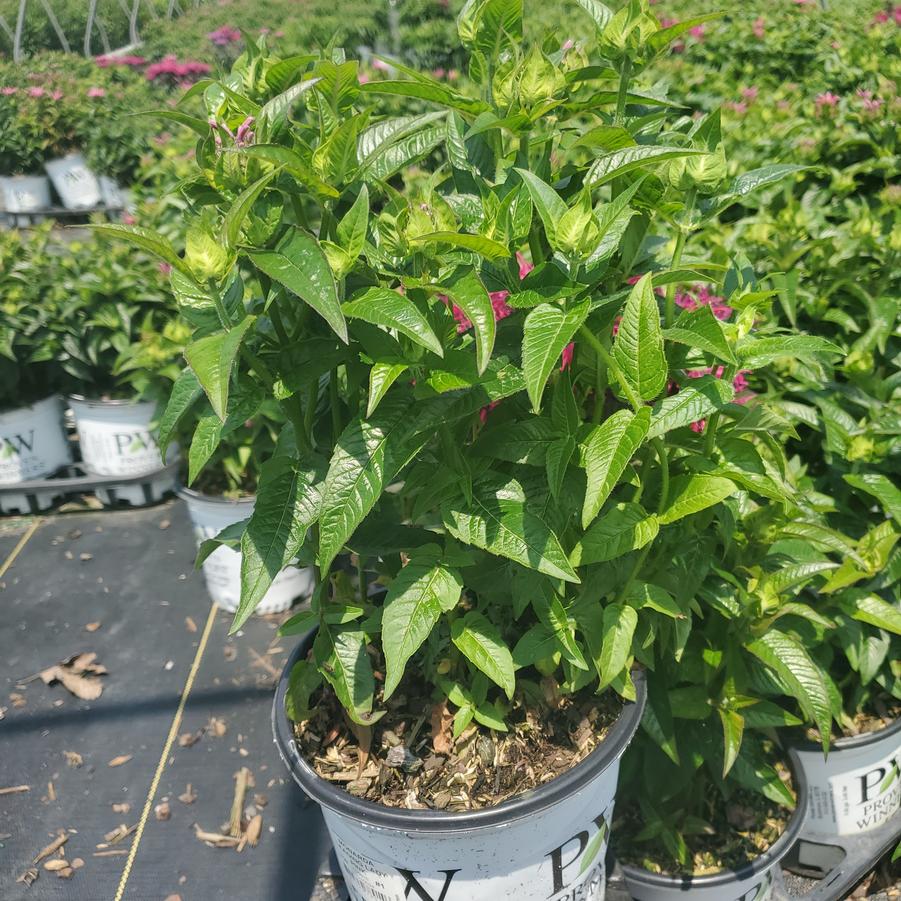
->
(99, 4), (863, 861)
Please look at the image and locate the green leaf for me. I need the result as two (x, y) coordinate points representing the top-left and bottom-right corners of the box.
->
(344, 288), (443, 356)
(533, 588), (589, 670)
(570, 502), (659, 566)
(737, 335), (842, 368)
(313, 625), (379, 725)
(410, 231), (510, 261)
(473, 700), (508, 731)
(88, 224), (193, 277)
(741, 700), (803, 729)
(279, 609), (318, 637)
(144, 108), (211, 137)
(514, 169), (567, 245)
(546, 435), (576, 499)
(522, 301), (590, 413)
(438, 269), (496, 374)
(623, 583), (684, 619)
(840, 593), (901, 636)
(284, 659), (322, 723)
(642, 677), (679, 764)
(336, 185), (369, 260)
(512, 625), (559, 668)
(317, 396), (412, 573)
(360, 79), (486, 114)
(599, 603), (637, 688)
(647, 376), (733, 440)
(574, 0), (613, 30)
(259, 76), (320, 132)
(223, 168), (281, 249)
(581, 408), (651, 528)
(613, 273), (667, 402)
(442, 479), (580, 583)
(844, 474), (901, 527)
(717, 165), (808, 204)
(358, 121), (447, 182)
(184, 318), (254, 422)
(382, 558), (464, 699)
(664, 305), (736, 364)
(718, 709), (744, 778)
(157, 368), (201, 457)
(188, 411), (223, 484)
(451, 611), (516, 699)
(658, 475), (736, 525)
(586, 146), (704, 187)
(233, 454), (326, 631)
(246, 228), (347, 342)
(368, 362), (409, 417)
(745, 631), (832, 752)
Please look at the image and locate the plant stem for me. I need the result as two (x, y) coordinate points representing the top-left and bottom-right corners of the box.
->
(303, 379), (318, 449)
(329, 367), (342, 440)
(577, 324), (642, 412)
(592, 344), (608, 424)
(664, 187), (697, 328)
(208, 280), (232, 329)
(616, 438), (669, 604)
(614, 57), (633, 126)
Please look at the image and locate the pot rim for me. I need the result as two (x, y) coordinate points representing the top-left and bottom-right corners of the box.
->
(0, 394), (63, 417)
(619, 760), (808, 890)
(68, 394), (152, 409)
(273, 632), (647, 833)
(790, 712), (901, 754)
(176, 485), (256, 507)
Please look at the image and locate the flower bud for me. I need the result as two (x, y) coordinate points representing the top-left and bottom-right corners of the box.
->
(518, 48), (564, 107)
(185, 223), (229, 281)
(554, 191), (595, 256)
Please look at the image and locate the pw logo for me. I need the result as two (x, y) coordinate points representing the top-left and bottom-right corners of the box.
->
(1, 431), (35, 459)
(859, 755), (900, 805)
(113, 431), (154, 456)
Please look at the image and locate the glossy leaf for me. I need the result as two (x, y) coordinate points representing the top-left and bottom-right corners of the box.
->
(664, 305), (736, 364)
(613, 274), (667, 402)
(571, 502), (659, 566)
(368, 362), (409, 417)
(647, 376), (733, 439)
(438, 269), (496, 374)
(223, 168), (281, 249)
(582, 407), (651, 528)
(451, 611), (516, 699)
(344, 288), (443, 356)
(184, 317), (254, 422)
(599, 603), (637, 689)
(658, 475), (736, 525)
(313, 625), (379, 725)
(840, 593), (901, 636)
(410, 231), (510, 260)
(515, 169), (566, 245)
(586, 146), (704, 187)
(157, 368), (201, 457)
(718, 709), (745, 778)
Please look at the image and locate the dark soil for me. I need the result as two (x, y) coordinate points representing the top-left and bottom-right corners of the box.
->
(615, 783), (792, 876)
(805, 695), (901, 743)
(295, 678), (622, 811)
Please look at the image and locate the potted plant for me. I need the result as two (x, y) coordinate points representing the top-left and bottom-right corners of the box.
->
(101, 6), (842, 896)
(0, 86), (53, 223)
(44, 230), (184, 505)
(0, 227), (71, 511)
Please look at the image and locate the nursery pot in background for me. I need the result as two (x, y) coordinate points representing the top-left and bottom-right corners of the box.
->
(69, 396), (176, 505)
(179, 488), (315, 615)
(274, 635), (647, 901)
(0, 174), (51, 224)
(789, 717), (900, 838)
(617, 768), (807, 901)
(44, 153), (102, 210)
(0, 396), (71, 512)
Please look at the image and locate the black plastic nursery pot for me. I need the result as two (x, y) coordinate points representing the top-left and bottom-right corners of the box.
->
(614, 767), (808, 901)
(274, 632), (647, 901)
(781, 717), (901, 899)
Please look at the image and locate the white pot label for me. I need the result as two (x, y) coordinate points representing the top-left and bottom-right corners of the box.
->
(321, 763), (619, 901)
(77, 423), (164, 476)
(0, 399), (70, 484)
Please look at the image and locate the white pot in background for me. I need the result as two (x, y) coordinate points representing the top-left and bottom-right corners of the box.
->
(99, 176), (126, 210)
(790, 718), (901, 838)
(179, 488), (315, 615)
(44, 153), (102, 210)
(0, 174), (51, 225)
(0, 396), (71, 512)
(69, 396), (176, 506)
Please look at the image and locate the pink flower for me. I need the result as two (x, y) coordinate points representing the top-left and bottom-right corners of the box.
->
(479, 400), (501, 425)
(122, 213), (137, 225)
(871, 10), (889, 24)
(894, 6), (901, 25)
(235, 116), (255, 146)
(675, 291), (697, 312)
(753, 17), (765, 38)
(815, 91), (840, 113)
(372, 58), (390, 72)
(158, 262), (172, 276)
(516, 251), (534, 279)
(659, 17), (678, 28)
(0, 86), (17, 95)
(208, 25), (242, 46)
(561, 38), (574, 51)
(27, 87), (45, 98)
(87, 87), (106, 98)
(741, 86), (759, 102)
(358, 73), (370, 84)
(725, 101), (748, 115)
(447, 69), (459, 81)
(690, 419), (706, 433)
(50, 90), (63, 101)
(432, 68), (446, 79)
(688, 24), (706, 39)
(490, 290), (513, 322)
(560, 343), (574, 372)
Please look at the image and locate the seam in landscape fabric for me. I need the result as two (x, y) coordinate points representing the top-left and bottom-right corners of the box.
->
(114, 602), (219, 901)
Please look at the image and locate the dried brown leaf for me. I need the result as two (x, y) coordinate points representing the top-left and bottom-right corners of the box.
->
(154, 802), (171, 821)
(177, 784), (197, 805)
(107, 755), (132, 768)
(430, 701), (454, 755)
(185, 617), (197, 633)
(43, 859), (69, 872)
(64, 751), (83, 768)
(112, 802), (131, 814)
(84, 622), (101, 633)
(245, 814), (262, 847)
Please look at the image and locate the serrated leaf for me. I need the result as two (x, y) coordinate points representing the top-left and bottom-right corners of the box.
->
(313, 625), (379, 725)
(383, 558), (464, 699)
(442, 480), (580, 583)
(88, 224), (194, 277)
(158, 368), (201, 457)
(745, 631), (831, 752)
(737, 335), (842, 368)
(623, 582), (684, 619)
(546, 435), (576, 499)
(438, 269), (496, 374)
(367, 361), (409, 417)
(844, 474), (901, 527)
(515, 169), (567, 245)
(184, 318), (254, 422)
(613, 274), (666, 402)
(358, 121), (446, 182)
(410, 230), (510, 260)
(570, 502), (659, 566)
(599, 603), (636, 689)
(581, 408), (650, 528)
(659, 475), (736, 525)
(233, 453), (325, 631)
(451, 611), (515, 699)
(246, 228), (347, 342)
(647, 377), (733, 439)
(344, 287), (443, 356)
(317, 396), (413, 572)
(840, 593), (901, 636)
(336, 185), (369, 260)
(719, 709), (744, 777)
(664, 305), (736, 364)
(586, 146), (704, 187)
(522, 301), (590, 413)
(533, 588), (588, 671)
(223, 168), (280, 249)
